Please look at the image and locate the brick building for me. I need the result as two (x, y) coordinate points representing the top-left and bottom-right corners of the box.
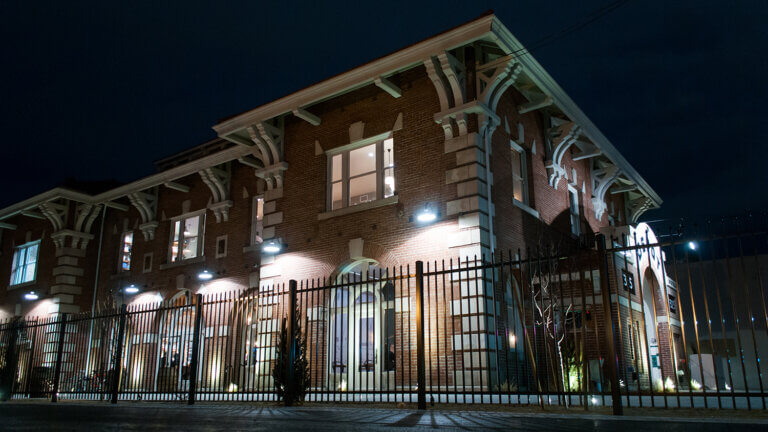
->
(0, 13), (681, 397)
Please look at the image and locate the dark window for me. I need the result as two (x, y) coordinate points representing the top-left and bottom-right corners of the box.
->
(668, 294), (677, 314)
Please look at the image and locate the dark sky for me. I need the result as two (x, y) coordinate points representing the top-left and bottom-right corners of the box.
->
(1, 1), (766, 222)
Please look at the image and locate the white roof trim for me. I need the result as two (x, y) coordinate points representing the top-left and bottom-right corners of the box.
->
(213, 15), (495, 137)
(488, 17), (662, 208)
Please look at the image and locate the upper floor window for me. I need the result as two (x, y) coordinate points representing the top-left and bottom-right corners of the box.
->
(568, 186), (580, 237)
(328, 137), (395, 211)
(120, 232), (134, 271)
(510, 141), (529, 205)
(251, 196), (264, 244)
(170, 212), (205, 262)
(11, 241), (39, 286)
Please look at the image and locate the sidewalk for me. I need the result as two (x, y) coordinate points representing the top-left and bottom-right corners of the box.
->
(2, 401), (768, 431)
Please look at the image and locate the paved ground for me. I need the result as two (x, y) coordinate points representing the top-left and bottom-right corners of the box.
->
(2, 402), (767, 431)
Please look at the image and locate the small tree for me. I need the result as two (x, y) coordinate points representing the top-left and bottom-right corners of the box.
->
(272, 305), (310, 405)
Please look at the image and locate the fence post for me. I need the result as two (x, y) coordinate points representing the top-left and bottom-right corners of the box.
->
(188, 294), (204, 405)
(285, 280), (298, 407)
(51, 314), (68, 403)
(596, 234), (623, 415)
(0, 319), (20, 401)
(24, 321), (38, 397)
(110, 304), (127, 404)
(415, 261), (427, 410)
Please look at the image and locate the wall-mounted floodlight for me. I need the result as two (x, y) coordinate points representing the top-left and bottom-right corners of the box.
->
(24, 291), (39, 301)
(262, 240), (282, 254)
(124, 284), (140, 294)
(687, 241), (697, 251)
(416, 204), (437, 223)
(197, 270), (214, 281)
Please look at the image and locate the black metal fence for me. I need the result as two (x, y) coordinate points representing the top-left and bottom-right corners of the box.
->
(0, 226), (766, 412)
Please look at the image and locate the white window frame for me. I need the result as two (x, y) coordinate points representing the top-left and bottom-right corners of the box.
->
(168, 210), (206, 263)
(10, 240), (40, 286)
(326, 132), (395, 212)
(568, 185), (581, 237)
(510, 140), (529, 205)
(119, 231), (134, 272)
(250, 195), (264, 245)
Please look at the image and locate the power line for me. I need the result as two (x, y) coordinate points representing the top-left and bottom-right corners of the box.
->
(509, 0), (633, 59)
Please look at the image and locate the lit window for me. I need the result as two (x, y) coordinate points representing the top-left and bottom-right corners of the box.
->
(568, 187), (580, 236)
(10, 241), (39, 286)
(170, 213), (204, 262)
(120, 232), (134, 271)
(251, 196), (264, 245)
(510, 141), (529, 205)
(328, 137), (395, 211)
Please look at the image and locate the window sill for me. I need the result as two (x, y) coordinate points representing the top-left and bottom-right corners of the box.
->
(158, 255), (205, 270)
(7, 280), (36, 291)
(513, 199), (539, 219)
(317, 196), (399, 221)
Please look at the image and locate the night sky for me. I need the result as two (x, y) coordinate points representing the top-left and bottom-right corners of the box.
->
(1, 1), (766, 222)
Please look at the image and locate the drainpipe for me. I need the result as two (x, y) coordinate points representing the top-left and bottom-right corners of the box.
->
(482, 122), (496, 255)
(85, 204), (108, 374)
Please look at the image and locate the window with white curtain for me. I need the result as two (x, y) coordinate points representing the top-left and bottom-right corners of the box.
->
(169, 212), (205, 262)
(328, 137), (395, 211)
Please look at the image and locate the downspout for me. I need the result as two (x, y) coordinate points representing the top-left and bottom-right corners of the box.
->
(482, 123), (496, 254)
(85, 204), (108, 374)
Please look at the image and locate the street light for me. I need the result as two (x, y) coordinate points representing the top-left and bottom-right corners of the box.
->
(688, 241), (697, 251)
(24, 291), (38, 301)
(197, 270), (214, 281)
(124, 284), (140, 294)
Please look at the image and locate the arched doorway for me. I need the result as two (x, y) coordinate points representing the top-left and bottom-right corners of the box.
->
(328, 259), (395, 392)
(156, 290), (196, 393)
(641, 269), (663, 388)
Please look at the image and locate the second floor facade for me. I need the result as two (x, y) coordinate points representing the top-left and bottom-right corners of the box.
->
(0, 13), (661, 319)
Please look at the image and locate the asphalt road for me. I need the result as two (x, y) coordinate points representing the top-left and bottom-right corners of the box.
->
(1, 402), (766, 431)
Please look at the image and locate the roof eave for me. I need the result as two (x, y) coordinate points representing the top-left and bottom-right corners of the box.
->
(489, 17), (662, 209)
(212, 15), (496, 137)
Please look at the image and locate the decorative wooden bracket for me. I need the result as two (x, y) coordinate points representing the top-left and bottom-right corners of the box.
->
(545, 121), (583, 189)
(424, 51), (467, 139)
(199, 163), (232, 223)
(629, 196), (654, 223)
(127, 188), (159, 241)
(590, 163), (621, 221)
(38, 200), (69, 232)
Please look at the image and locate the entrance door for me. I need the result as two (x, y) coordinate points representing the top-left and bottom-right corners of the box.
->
(351, 290), (379, 390)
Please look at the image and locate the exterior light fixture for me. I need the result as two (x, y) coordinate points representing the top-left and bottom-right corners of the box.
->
(687, 241), (697, 251)
(416, 204), (437, 223)
(197, 270), (214, 281)
(24, 291), (39, 301)
(124, 284), (140, 294)
(262, 240), (282, 254)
